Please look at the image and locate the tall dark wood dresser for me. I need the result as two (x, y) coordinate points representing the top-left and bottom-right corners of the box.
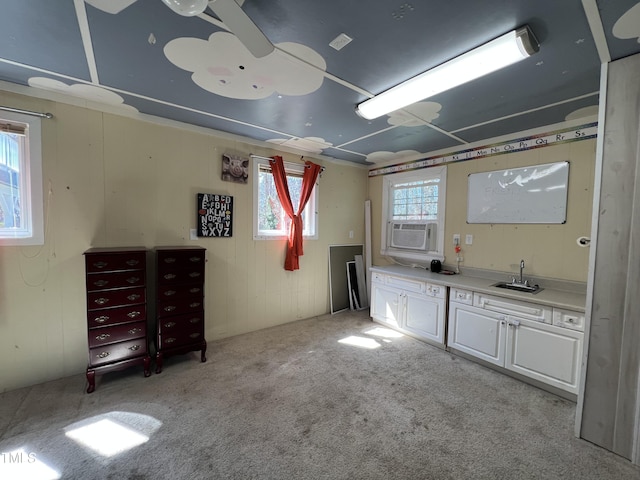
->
(84, 247), (151, 393)
(154, 246), (207, 373)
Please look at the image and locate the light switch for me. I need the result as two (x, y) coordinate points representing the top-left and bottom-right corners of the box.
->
(465, 234), (473, 245)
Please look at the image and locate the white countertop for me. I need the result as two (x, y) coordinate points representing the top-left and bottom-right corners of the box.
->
(370, 265), (587, 312)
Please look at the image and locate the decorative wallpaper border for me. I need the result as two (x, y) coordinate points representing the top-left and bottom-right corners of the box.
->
(368, 122), (598, 177)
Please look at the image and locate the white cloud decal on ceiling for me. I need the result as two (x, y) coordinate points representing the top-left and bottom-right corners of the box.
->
(613, 3), (640, 43)
(387, 102), (442, 126)
(565, 105), (598, 121)
(165, 32), (326, 100)
(366, 150), (421, 164)
(266, 137), (333, 154)
(84, 0), (137, 15)
(27, 77), (138, 112)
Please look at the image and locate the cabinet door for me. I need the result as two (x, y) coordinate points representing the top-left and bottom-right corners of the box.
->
(404, 291), (445, 344)
(371, 283), (401, 328)
(505, 318), (583, 394)
(448, 302), (506, 366)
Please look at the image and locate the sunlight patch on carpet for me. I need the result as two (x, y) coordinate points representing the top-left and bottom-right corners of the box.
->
(364, 327), (404, 339)
(338, 336), (381, 349)
(64, 411), (162, 458)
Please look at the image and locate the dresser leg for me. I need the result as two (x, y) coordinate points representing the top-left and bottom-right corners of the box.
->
(86, 369), (95, 394)
(201, 341), (207, 363)
(155, 352), (163, 374)
(143, 356), (151, 377)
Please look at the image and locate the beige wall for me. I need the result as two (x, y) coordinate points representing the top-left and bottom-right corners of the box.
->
(369, 139), (596, 282)
(0, 90), (368, 393)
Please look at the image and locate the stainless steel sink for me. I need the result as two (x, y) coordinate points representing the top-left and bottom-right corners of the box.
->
(492, 282), (543, 294)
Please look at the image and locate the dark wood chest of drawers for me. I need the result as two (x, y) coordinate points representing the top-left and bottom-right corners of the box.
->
(84, 247), (151, 393)
(154, 246), (207, 373)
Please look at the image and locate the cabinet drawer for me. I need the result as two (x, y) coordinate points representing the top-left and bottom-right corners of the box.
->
(85, 252), (145, 273)
(89, 338), (148, 367)
(87, 287), (146, 310)
(371, 272), (386, 284)
(158, 312), (204, 334)
(86, 271), (146, 292)
(450, 288), (473, 305)
(473, 292), (551, 324)
(158, 325), (205, 349)
(89, 321), (146, 348)
(426, 283), (445, 299)
(87, 304), (146, 328)
(157, 296), (204, 318)
(386, 275), (424, 293)
(552, 309), (585, 331)
(157, 268), (204, 285)
(157, 284), (203, 300)
(157, 249), (205, 267)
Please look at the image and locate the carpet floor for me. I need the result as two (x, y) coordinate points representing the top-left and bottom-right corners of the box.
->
(1, 310), (639, 480)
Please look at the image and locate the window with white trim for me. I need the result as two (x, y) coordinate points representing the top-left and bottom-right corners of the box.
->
(253, 158), (318, 240)
(381, 166), (446, 262)
(0, 112), (44, 246)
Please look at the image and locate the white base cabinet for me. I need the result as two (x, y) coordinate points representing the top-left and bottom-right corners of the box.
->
(370, 272), (445, 345)
(448, 290), (584, 395)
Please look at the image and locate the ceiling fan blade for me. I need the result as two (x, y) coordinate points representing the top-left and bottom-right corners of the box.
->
(208, 0), (275, 58)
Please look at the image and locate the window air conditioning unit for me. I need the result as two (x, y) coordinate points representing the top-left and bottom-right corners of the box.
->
(390, 221), (437, 251)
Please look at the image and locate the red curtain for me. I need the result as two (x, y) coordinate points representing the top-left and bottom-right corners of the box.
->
(270, 156), (322, 271)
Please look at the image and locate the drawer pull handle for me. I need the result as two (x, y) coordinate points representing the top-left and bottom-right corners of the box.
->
(164, 290), (177, 296)
(94, 315), (110, 324)
(164, 322), (176, 328)
(165, 338), (176, 344)
(189, 287), (201, 294)
(127, 294), (141, 301)
(189, 256), (202, 262)
(164, 274), (176, 280)
(94, 297), (109, 305)
(189, 317), (201, 324)
(94, 280), (109, 287)
(189, 333), (201, 339)
(189, 272), (201, 278)
(189, 302), (201, 308)
(97, 351), (110, 359)
(164, 257), (177, 264)
(127, 311), (141, 318)
(126, 276), (140, 284)
(96, 333), (111, 341)
(125, 259), (139, 266)
(567, 318), (575, 323)
(164, 306), (177, 312)
(128, 344), (141, 351)
(93, 261), (108, 269)
(128, 328), (142, 335)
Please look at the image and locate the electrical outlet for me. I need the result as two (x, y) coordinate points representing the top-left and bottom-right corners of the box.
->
(190, 228), (198, 240)
(349, 230), (354, 239)
(453, 234), (460, 245)
(456, 256), (464, 262)
(465, 234), (473, 245)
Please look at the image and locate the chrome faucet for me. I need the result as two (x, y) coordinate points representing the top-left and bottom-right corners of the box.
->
(519, 259), (525, 284)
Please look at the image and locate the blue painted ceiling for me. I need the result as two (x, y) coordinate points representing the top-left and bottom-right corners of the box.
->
(0, 0), (638, 165)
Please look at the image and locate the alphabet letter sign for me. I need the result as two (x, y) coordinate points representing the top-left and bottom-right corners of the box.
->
(197, 193), (233, 237)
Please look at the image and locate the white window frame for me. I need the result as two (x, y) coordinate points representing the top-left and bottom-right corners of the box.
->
(0, 111), (44, 246)
(381, 165), (446, 263)
(253, 158), (319, 240)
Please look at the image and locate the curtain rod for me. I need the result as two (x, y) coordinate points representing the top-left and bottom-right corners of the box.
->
(0, 106), (53, 119)
(250, 154), (325, 172)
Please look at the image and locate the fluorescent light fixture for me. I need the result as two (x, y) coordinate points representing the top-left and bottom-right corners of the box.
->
(356, 26), (539, 120)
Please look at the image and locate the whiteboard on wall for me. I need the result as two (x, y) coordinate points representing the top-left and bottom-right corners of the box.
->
(467, 161), (569, 224)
